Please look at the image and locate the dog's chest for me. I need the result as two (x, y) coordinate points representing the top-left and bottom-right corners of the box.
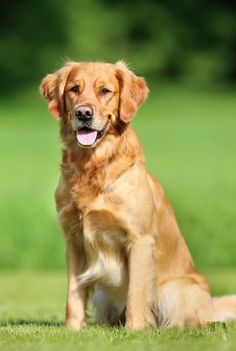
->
(79, 203), (128, 288)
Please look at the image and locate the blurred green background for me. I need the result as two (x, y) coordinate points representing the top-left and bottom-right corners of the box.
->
(0, 0), (236, 271)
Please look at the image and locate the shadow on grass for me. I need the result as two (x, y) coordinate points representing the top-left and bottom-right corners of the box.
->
(0, 320), (63, 327)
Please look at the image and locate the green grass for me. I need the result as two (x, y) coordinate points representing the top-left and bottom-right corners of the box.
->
(0, 86), (236, 269)
(0, 271), (236, 351)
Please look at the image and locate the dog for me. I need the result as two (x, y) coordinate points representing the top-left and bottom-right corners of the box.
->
(40, 61), (236, 330)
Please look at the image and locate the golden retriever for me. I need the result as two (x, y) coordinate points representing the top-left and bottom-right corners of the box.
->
(40, 61), (236, 330)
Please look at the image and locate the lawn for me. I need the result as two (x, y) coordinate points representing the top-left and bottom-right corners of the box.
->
(0, 271), (236, 351)
(0, 86), (236, 349)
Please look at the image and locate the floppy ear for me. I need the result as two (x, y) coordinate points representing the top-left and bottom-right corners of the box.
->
(115, 61), (149, 123)
(39, 62), (77, 118)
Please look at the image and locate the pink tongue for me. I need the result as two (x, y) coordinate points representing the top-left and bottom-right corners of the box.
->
(76, 129), (98, 146)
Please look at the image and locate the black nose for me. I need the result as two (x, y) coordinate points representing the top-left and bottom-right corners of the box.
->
(75, 105), (94, 121)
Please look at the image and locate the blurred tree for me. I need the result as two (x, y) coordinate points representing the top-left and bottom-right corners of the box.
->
(99, 0), (236, 86)
(0, 0), (68, 95)
(0, 0), (236, 94)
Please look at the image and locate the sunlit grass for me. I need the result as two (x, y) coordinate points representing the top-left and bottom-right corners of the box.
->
(0, 271), (236, 351)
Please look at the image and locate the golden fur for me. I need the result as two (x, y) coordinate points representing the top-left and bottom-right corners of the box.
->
(40, 61), (236, 330)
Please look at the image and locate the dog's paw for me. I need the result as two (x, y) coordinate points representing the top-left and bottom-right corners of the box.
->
(65, 318), (86, 330)
(125, 319), (149, 331)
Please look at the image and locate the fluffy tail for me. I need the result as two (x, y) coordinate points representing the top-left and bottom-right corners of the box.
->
(212, 295), (236, 322)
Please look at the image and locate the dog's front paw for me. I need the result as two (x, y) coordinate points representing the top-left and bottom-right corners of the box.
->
(65, 318), (86, 330)
(125, 319), (149, 331)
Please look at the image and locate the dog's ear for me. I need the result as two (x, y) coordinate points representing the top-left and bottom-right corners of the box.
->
(115, 61), (149, 123)
(39, 62), (77, 118)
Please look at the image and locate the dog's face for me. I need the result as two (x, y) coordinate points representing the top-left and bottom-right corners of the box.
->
(40, 61), (149, 148)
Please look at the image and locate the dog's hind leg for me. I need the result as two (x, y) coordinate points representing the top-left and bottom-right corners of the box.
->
(157, 278), (214, 327)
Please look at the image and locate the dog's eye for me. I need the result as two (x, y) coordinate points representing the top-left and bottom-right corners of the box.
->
(101, 87), (111, 94)
(70, 86), (80, 93)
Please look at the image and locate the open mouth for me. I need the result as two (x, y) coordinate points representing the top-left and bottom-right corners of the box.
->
(76, 122), (109, 146)
(76, 128), (98, 146)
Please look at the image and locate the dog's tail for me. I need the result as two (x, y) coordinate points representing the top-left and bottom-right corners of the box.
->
(212, 295), (236, 322)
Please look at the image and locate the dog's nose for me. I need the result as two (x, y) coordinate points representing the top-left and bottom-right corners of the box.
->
(75, 105), (94, 121)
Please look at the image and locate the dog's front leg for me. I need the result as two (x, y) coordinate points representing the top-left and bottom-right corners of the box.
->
(65, 238), (88, 330)
(125, 235), (157, 330)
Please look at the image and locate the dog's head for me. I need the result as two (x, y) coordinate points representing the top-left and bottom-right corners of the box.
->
(40, 61), (149, 148)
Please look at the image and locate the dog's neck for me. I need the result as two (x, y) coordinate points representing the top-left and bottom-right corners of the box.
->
(61, 126), (145, 209)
